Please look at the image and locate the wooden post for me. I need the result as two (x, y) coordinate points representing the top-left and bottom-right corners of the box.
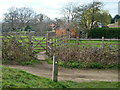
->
(52, 55), (58, 82)
(69, 31), (71, 42)
(66, 31), (69, 48)
(51, 42), (53, 56)
(28, 33), (33, 56)
(62, 32), (64, 48)
(52, 33), (54, 55)
(76, 36), (79, 49)
(54, 33), (56, 54)
(46, 33), (49, 54)
(102, 36), (104, 49)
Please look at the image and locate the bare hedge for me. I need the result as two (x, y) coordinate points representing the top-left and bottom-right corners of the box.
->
(55, 45), (119, 65)
(2, 35), (34, 64)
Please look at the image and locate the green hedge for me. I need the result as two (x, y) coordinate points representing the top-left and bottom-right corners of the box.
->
(88, 28), (120, 39)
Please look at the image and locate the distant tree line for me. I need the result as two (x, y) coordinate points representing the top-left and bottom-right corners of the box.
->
(2, 1), (120, 35)
(2, 7), (53, 32)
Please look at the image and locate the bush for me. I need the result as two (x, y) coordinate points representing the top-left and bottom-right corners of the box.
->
(88, 28), (120, 39)
(55, 46), (119, 66)
(2, 35), (35, 65)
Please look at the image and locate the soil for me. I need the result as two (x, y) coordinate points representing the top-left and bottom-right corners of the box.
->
(5, 51), (118, 82)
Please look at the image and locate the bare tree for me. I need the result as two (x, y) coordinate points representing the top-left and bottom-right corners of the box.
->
(4, 7), (19, 31)
(61, 2), (76, 28)
(31, 13), (52, 32)
(3, 7), (52, 32)
(3, 7), (36, 32)
(17, 7), (36, 30)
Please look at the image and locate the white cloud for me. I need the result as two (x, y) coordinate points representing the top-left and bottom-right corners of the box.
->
(0, 0), (119, 21)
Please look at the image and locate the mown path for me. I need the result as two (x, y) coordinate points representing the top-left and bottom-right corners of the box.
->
(5, 52), (118, 82)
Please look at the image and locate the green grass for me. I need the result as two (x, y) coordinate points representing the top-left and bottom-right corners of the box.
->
(45, 58), (119, 69)
(3, 59), (42, 66)
(70, 40), (119, 48)
(34, 37), (119, 51)
(2, 66), (119, 88)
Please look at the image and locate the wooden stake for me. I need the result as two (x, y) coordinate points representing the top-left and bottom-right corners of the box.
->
(76, 36), (79, 48)
(28, 33), (33, 55)
(52, 55), (58, 82)
(102, 36), (104, 49)
(46, 33), (49, 54)
(69, 32), (71, 42)
(46, 33), (48, 54)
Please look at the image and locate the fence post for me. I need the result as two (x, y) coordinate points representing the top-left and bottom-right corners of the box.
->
(102, 36), (104, 49)
(76, 36), (79, 49)
(69, 31), (71, 41)
(28, 33), (33, 56)
(51, 41), (54, 56)
(54, 33), (56, 54)
(52, 55), (58, 82)
(46, 33), (48, 54)
(62, 32), (64, 48)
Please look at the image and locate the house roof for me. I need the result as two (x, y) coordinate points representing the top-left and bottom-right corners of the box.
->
(107, 23), (120, 28)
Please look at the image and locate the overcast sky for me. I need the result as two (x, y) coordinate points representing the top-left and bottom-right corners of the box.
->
(0, 0), (120, 21)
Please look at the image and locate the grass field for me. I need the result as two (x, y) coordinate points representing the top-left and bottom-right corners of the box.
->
(2, 66), (119, 88)
(70, 39), (119, 48)
(33, 37), (119, 53)
(2, 35), (119, 53)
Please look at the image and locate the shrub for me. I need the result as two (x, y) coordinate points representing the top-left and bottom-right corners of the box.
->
(88, 28), (120, 39)
(2, 35), (34, 64)
(55, 45), (119, 66)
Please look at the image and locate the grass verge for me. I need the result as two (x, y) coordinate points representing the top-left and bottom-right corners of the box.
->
(45, 58), (119, 69)
(2, 59), (42, 66)
(2, 66), (119, 88)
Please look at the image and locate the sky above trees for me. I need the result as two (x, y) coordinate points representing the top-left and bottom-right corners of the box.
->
(0, 0), (119, 21)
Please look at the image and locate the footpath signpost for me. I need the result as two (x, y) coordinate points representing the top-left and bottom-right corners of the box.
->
(52, 55), (58, 82)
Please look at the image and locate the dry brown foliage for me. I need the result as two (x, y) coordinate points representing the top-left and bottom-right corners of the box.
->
(55, 45), (119, 65)
(2, 35), (33, 64)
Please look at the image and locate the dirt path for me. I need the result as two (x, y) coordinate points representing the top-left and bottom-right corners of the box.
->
(5, 52), (118, 82)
